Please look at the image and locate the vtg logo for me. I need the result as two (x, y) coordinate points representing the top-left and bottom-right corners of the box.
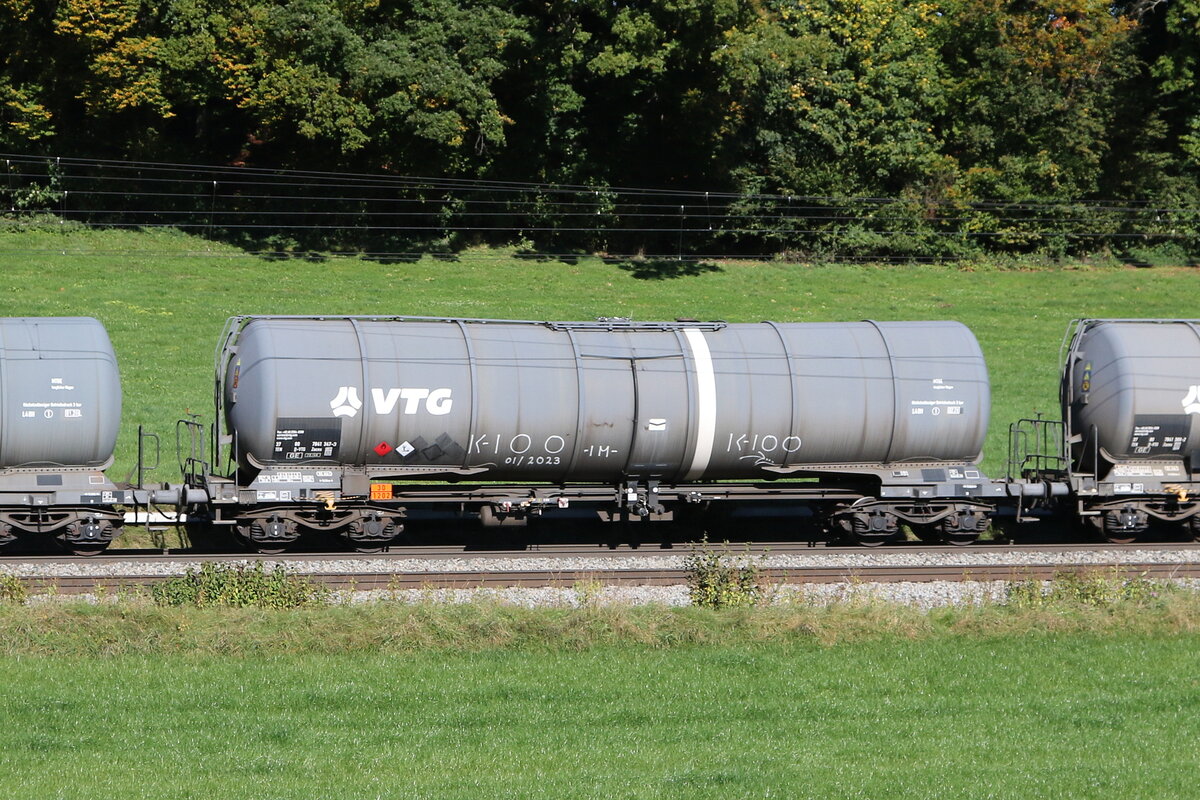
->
(330, 387), (363, 417)
(1183, 385), (1200, 415)
(330, 386), (453, 418)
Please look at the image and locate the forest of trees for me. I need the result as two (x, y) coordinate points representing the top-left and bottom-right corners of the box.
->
(2, 0), (1198, 259)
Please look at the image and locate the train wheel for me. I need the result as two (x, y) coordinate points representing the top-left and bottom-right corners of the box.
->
(1101, 507), (1148, 544)
(234, 530), (286, 555)
(58, 519), (117, 556)
(342, 515), (401, 552)
(235, 516), (298, 554)
(851, 510), (898, 547)
(1189, 516), (1200, 543)
(67, 544), (109, 557)
(912, 523), (976, 546)
(941, 510), (987, 547)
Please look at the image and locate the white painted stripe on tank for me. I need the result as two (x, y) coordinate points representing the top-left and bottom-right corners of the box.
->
(683, 327), (717, 481)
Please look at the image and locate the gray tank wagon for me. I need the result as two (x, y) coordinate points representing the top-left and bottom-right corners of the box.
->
(197, 315), (1005, 550)
(0, 317), (127, 552)
(1060, 319), (1200, 540)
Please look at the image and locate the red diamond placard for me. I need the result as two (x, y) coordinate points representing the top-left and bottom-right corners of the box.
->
(374, 441), (393, 457)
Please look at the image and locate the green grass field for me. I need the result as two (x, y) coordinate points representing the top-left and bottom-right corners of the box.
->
(1, 635), (1198, 799)
(2, 225), (1198, 479)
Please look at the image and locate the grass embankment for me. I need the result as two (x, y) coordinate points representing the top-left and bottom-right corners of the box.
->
(4, 589), (1200, 655)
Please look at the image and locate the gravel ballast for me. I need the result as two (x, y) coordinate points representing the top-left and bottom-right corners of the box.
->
(3, 546), (1200, 579)
(5, 547), (1200, 609)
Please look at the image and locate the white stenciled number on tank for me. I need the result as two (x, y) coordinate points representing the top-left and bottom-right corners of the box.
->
(727, 433), (802, 453)
(469, 433), (568, 457)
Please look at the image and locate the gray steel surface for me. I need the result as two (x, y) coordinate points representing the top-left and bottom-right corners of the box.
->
(0, 317), (120, 468)
(222, 317), (990, 481)
(1066, 319), (1200, 463)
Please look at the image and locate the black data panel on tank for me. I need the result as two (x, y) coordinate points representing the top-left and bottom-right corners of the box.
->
(272, 417), (343, 461)
(1129, 415), (1190, 456)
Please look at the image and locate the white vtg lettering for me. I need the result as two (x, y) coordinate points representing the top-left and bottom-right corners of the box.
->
(371, 387), (453, 416)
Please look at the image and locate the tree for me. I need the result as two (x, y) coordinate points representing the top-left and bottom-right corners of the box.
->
(936, 0), (1140, 201)
(1, 0), (56, 147)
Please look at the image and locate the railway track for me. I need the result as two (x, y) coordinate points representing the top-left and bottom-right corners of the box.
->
(4, 539), (1200, 565)
(6, 541), (1200, 594)
(16, 562), (1200, 595)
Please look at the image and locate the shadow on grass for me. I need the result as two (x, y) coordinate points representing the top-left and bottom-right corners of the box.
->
(1118, 255), (1200, 269)
(514, 250), (724, 278)
(613, 258), (723, 280)
(261, 250), (331, 263)
(515, 250), (587, 265)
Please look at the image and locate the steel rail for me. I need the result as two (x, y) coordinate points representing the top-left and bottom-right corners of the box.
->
(4, 540), (1200, 567)
(16, 561), (1200, 595)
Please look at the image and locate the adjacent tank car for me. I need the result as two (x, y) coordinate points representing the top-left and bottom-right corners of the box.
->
(1060, 319), (1200, 540)
(0, 317), (126, 552)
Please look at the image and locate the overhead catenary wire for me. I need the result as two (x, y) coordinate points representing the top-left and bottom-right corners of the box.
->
(2, 153), (1196, 262)
(9, 157), (1198, 219)
(8, 152), (1188, 207)
(18, 173), (1200, 218)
